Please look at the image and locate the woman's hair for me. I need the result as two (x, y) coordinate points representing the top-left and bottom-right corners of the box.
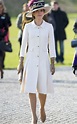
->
(0, 0), (6, 12)
(23, 3), (27, 8)
(32, 13), (35, 19)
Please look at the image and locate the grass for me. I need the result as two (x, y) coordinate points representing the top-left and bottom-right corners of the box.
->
(4, 17), (19, 69)
(4, 13), (77, 69)
(62, 13), (76, 66)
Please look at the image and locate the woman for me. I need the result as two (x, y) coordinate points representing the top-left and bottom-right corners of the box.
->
(0, 1), (12, 78)
(17, 1), (56, 124)
(16, 3), (32, 48)
(16, 3), (32, 59)
(72, 19), (77, 76)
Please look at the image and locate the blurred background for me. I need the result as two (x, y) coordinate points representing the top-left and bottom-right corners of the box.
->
(3, 0), (77, 16)
(1, 0), (77, 68)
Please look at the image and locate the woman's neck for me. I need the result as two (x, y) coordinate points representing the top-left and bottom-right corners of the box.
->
(34, 19), (43, 26)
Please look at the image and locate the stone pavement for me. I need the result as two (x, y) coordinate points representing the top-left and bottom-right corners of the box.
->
(0, 66), (77, 124)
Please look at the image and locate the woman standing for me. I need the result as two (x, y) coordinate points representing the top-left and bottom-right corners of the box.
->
(0, 1), (12, 78)
(17, 1), (56, 124)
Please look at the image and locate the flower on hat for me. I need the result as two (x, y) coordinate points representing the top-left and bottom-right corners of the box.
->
(28, 0), (38, 7)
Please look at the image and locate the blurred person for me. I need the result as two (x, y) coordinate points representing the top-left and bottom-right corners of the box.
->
(16, 2), (33, 82)
(0, 1), (12, 78)
(73, 19), (77, 34)
(17, 0), (56, 124)
(16, 3), (32, 52)
(17, 1), (38, 82)
(48, 1), (69, 63)
(72, 49), (77, 76)
(22, 3), (33, 30)
(72, 19), (77, 76)
(43, 3), (50, 22)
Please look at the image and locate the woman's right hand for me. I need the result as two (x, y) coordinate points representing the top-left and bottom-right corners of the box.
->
(17, 57), (24, 74)
(17, 63), (23, 74)
(50, 64), (55, 75)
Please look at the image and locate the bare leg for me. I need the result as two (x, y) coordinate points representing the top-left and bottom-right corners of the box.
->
(38, 93), (47, 122)
(29, 93), (38, 124)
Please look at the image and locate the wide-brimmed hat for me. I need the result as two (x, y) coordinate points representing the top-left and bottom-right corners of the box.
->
(26, 0), (51, 17)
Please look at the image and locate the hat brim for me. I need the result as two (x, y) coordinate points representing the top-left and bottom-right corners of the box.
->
(26, 6), (51, 18)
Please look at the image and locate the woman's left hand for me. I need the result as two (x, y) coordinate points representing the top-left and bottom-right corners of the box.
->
(50, 64), (55, 75)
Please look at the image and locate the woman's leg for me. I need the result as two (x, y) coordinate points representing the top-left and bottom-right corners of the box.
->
(2, 52), (5, 69)
(38, 93), (47, 122)
(0, 51), (4, 78)
(29, 93), (37, 124)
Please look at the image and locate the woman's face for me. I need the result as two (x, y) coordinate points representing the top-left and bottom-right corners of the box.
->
(0, 4), (3, 14)
(33, 9), (45, 19)
(23, 5), (29, 12)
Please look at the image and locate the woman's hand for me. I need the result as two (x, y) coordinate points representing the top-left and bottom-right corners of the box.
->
(17, 57), (24, 74)
(17, 63), (23, 74)
(50, 64), (55, 75)
(50, 57), (55, 75)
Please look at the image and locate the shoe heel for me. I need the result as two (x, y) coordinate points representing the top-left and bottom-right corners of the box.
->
(1, 70), (3, 79)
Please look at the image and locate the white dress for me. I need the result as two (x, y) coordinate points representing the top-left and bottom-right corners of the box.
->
(20, 20), (56, 94)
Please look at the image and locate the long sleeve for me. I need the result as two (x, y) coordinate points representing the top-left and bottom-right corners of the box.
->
(48, 24), (56, 58)
(20, 24), (28, 57)
(73, 19), (77, 34)
(62, 12), (69, 29)
(16, 13), (22, 30)
(5, 13), (12, 27)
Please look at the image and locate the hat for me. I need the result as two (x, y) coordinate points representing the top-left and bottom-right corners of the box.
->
(26, 0), (51, 17)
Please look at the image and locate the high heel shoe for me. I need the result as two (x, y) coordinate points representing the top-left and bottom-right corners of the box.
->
(31, 116), (38, 124)
(1, 70), (3, 79)
(40, 108), (46, 122)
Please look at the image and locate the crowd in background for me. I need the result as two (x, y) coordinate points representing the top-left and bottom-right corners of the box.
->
(0, 0), (77, 77)
(0, 1), (77, 124)
(16, 0), (69, 63)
